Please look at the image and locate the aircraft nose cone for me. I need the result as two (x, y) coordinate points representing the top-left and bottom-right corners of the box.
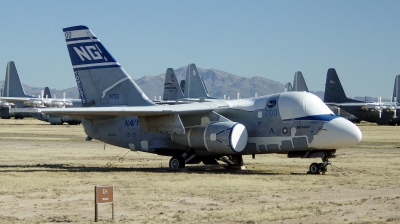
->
(310, 117), (362, 149)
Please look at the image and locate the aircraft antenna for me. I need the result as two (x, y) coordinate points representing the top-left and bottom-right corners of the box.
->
(104, 149), (131, 168)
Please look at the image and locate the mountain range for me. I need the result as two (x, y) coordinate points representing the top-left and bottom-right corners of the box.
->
(0, 66), (386, 102)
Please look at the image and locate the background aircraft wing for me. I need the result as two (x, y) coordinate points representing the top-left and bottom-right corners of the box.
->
(0, 97), (35, 103)
(325, 102), (369, 107)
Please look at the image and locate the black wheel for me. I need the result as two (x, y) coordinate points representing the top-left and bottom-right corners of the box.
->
(309, 163), (321, 174)
(169, 156), (185, 169)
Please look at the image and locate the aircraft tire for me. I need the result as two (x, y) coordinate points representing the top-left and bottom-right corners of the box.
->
(169, 156), (185, 169)
(308, 163), (321, 174)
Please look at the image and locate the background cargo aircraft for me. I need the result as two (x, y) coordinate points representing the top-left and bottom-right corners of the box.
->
(0, 61), (81, 124)
(40, 25), (362, 174)
(285, 71), (360, 123)
(324, 68), (400, 125)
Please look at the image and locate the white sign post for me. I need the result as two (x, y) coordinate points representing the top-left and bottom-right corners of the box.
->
(95, 186), (114, 222)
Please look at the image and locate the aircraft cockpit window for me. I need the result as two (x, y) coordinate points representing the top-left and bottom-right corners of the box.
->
(279, 92), (333, 120)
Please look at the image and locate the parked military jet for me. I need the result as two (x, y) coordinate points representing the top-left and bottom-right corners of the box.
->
(162, 63), (214, 102)
(324, 68), (400, 125)
(0, 61), (82, 124)
(40, 25), (362, 174)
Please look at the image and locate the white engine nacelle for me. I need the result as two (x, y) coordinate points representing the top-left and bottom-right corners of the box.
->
(171, 121), (248, 154)
(49, 101), (66, 108)
(24, 99), (44, 107)
(0, 101), (11, 108)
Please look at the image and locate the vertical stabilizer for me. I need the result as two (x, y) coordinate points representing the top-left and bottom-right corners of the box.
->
(62, 25), (154, 107)
(3, 61), (31, 97)
(44, 87), (52, 98)
(292, 71), (309, 92)
(392, 75), (400, 103)
(324, 68), (361, 103)
(183, 64), (210, 98)
(162, 68), (183, 100)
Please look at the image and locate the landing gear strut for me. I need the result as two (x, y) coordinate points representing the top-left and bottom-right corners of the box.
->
(219, 155), (244, 168)
(308, 152), (335, 174)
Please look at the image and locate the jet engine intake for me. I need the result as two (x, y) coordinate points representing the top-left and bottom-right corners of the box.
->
(171, 121), (248, 154)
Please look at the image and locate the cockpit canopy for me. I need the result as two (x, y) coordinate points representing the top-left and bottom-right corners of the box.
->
(278, 92), (333, 120)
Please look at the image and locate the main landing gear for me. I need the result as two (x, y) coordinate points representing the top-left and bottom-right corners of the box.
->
(168, 150), (198, 169)
(169, 156), (186, 169)
(168, 152), (245, 170)
(308, 152), (335, 175)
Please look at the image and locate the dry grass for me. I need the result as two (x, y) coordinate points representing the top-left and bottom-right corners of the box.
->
(0, 118), (399, 223)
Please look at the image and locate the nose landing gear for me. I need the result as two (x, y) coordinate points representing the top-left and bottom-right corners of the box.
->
(308, 153), (335, 174)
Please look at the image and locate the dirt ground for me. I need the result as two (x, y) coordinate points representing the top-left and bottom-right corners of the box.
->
(0, 119), (399, 223)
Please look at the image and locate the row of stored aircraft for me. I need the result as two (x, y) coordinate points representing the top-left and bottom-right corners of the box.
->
(23, 25), (363, 174)
(284, 69), (400, 126)
(0, 61), (81, 124)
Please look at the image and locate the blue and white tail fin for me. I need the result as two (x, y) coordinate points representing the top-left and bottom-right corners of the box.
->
(324, 68), (362, 103)
(183, 63), (210, 99)
(392, 75), (400, 103)
(63, 25), (153, 107)
(292, 71), (309, 92)
(162, 68), (183, 101)
(3, 61), (31, 97)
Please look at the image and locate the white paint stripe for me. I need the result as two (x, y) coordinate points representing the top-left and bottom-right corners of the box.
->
(65, 29), (94, 39)
(101, 77), (132, 98)
(73, 62), (120, 69)
(66, 39), (99, 45)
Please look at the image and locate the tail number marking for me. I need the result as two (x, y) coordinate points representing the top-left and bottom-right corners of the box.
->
(265, 109), (278, 117)
(73, 45), (103, 61)
(109, 94), (119, 100)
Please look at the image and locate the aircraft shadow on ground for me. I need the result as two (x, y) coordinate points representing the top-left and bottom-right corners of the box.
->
(0, 164), (304, 175)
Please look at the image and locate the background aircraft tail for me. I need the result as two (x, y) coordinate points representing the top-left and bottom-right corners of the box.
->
(285, 82), (293, 92)
(292, 71), (309, 92)
(63, 25), (153, 107)
(43, 87), (52, 98)
(392, 75), (400, 103)
(3, 61), (31, 97)
(162, 68), (183, 101)
(324, 68), (361, 103)
(183, 64), (210, 98)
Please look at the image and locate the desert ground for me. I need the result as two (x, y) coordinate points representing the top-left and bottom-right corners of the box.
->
(0, 118), (399, 223)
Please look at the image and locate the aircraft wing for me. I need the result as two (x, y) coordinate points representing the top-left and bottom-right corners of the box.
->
(38, 102), (231, 135)
(38, 101), (229, 118)
(325, 102), (370, 107)
(0, 97), (33, 103)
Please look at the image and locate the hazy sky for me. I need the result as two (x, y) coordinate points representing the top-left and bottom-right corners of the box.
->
(0, 1), (399, 98)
